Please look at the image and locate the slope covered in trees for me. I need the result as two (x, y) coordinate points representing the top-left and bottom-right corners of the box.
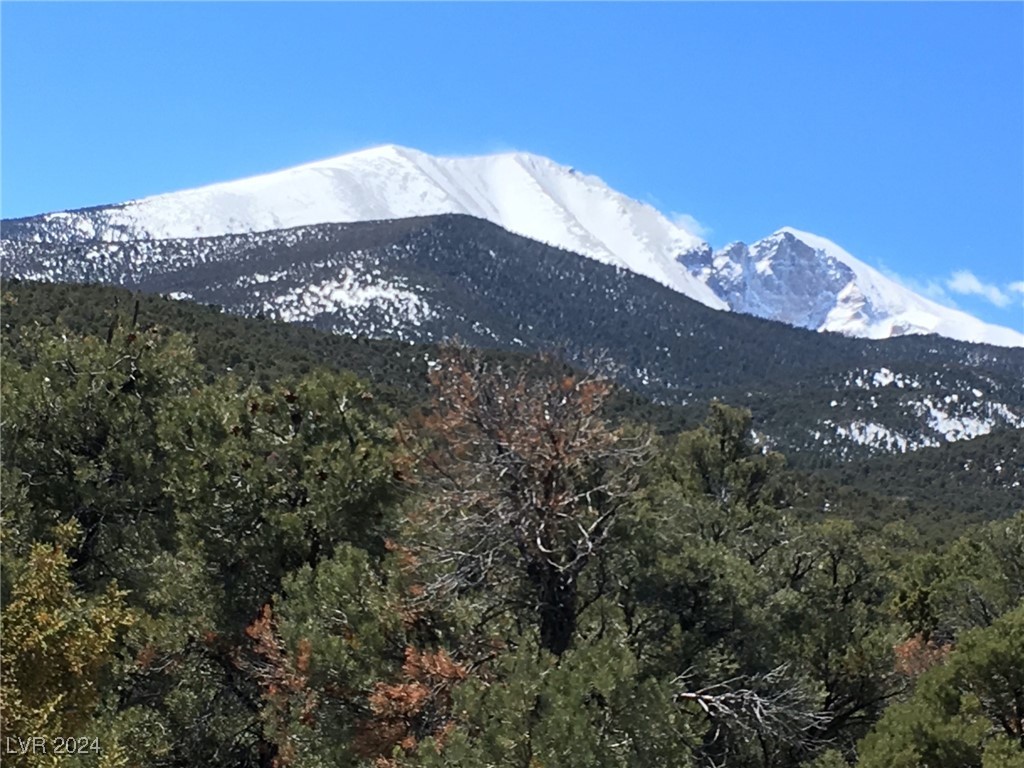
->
(2, 300), (1021, 767)
(5, 214), (1024, 465)
(2, 278), (1019, 540)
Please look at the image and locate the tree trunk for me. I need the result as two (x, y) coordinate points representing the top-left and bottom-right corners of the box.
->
(537, 568), (577, 656)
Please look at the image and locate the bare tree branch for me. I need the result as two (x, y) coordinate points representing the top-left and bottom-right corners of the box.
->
(673, 663), (833, 759)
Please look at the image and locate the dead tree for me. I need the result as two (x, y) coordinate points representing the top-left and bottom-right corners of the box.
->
(412, 345), (651, 656)
(673, 664), (833, 766)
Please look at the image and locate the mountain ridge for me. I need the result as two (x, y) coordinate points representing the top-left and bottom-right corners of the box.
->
(5, 144), (1020, 347)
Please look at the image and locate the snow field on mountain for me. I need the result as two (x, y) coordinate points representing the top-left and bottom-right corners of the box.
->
(92, 145), (725, 309)
(19, 144), (1024, 347)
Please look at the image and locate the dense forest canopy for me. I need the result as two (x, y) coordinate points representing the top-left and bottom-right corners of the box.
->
(1, 284), (1022, 767)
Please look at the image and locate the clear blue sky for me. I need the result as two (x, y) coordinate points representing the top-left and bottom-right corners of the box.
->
(3, 2), (1022, 330)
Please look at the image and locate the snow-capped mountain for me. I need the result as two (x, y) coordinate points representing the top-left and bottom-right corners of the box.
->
(9, 144), (724, 309)
(682, 228), (1024, 348)
(4, 144), (1022, 347)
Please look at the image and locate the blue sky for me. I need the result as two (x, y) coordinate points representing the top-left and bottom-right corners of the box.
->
(3, 2), (1022, 330)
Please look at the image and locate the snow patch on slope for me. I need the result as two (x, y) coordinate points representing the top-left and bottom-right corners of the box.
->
(262, 269), (432, 328)
(835, 421), (919, 453)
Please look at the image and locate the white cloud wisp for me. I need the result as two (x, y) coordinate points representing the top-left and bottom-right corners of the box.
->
(671, 212), (712, 240)
(946, 270), (1012, 308)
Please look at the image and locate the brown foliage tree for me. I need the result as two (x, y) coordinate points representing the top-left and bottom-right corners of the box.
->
(892, 633), (952, 678)
(234, 604), (317, 768)
(413, 346), (651, 656)
(354, 647), (467, 765)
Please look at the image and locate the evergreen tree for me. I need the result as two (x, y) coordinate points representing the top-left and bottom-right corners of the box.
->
(858, 604), (1024, 768)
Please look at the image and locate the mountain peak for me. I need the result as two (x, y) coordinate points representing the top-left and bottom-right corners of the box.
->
(11, 145), (725, 309)
(4, 147), (1020, 347)
(340, 142), (419, 158)
(740, 227), (1024, 347)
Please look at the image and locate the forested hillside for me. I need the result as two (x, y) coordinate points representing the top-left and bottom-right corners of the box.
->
(2, 283), (1021, 767)
(5, 215), (1024, 465)
(3, 279), (1019, 536)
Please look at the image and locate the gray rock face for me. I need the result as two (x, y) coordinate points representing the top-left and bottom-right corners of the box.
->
(683, 232), (857, 330)
(677, 242), (714, 272)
